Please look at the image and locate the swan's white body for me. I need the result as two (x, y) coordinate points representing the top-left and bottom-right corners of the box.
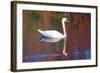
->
(38, 29), (66, 42)
(38, 17), (69, 56)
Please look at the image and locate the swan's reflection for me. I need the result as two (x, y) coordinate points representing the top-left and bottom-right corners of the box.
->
(39, 36), (67, 56)
(40, 36), (63, 43)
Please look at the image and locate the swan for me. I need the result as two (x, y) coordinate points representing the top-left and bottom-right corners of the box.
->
(37, 17), (69, 56)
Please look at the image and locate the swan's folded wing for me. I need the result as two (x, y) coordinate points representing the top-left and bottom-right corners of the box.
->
(38, 29), (64, 38)
(44, 30), (64, 38)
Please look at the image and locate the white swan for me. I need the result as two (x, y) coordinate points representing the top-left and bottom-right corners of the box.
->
(37, 17), (69, 56)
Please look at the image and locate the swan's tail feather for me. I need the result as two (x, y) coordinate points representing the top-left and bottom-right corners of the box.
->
(37, 29), (45, 35)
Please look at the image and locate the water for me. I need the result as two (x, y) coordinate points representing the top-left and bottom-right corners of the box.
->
(23, 32), (91, 62)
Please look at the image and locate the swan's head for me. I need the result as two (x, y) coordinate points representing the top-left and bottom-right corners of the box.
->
(62, 17), (69, 23)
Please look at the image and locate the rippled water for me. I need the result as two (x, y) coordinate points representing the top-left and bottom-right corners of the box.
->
(23, 32), (91, 62)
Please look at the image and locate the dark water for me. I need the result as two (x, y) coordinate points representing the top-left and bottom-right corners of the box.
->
(23, 11), (91, 62)
(23, 32), (91, 62)
(23, 49), (91, 62)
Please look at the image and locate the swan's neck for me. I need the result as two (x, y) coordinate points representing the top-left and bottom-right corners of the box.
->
(62, 21), (67, 37)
